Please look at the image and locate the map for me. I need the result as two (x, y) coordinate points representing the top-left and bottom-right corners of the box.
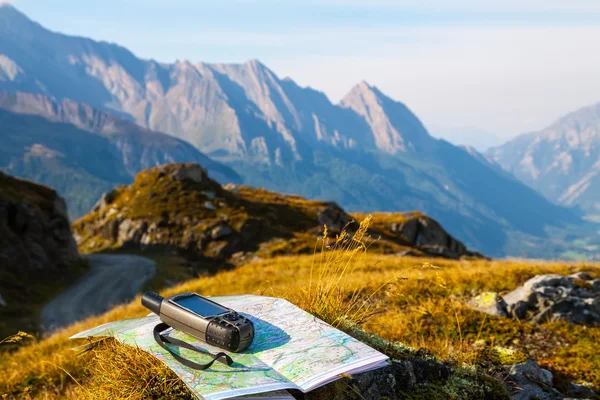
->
(71, 295), (389, 400)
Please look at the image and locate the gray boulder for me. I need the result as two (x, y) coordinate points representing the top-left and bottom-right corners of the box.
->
(503, 359), (561, 400)
(317, 203), (353, 232)
(0, 293), (6, 307)
(502, 273), (600, 327)
(170, 164), (207, 184)
(117, 219), (148, 246)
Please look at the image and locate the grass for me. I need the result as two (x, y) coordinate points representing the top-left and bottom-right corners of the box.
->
(1, 216), (599, 398)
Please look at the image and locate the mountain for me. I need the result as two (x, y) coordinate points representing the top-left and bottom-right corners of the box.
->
(0, 91), (241, 217)
(427, 124), (504, 152)
(73, 163), (483, 262)
(488, 103), (600, 218)
(0, 4), (592, 258)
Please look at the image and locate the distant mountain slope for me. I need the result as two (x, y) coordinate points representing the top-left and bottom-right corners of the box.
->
(0, 92), (241, 217)
(488, 102), (600, 217)
(0, 4), (592, 258)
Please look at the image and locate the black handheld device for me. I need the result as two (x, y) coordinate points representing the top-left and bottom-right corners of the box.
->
(142, 291), (254, 353)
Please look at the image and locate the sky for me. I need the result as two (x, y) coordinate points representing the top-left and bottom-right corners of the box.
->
(9, 0), (600, 141)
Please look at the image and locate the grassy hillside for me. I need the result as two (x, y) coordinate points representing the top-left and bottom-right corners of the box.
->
(1, 224), (598, 398)
(73, 163), (481, 263)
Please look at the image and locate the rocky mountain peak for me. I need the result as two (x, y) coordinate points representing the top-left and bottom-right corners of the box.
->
(340, 81), (435, 154)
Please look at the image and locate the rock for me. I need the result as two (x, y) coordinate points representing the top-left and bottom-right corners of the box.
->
(508, 301), (531, 320)
(170, 164), (207, 184)
(566, 382), (596, 398)
(211, 224), (233, 240)
(92, 189), (118, 213)
(591, 298), (600, 314)
(540, 369), (553, 386)
(101, 218), (120, 241)
(591, 279), (600, 293)
(504, 275), (572, 305)
(0, 172), (81, 324)
(204, 201), (215, 210)
(389, 215), (474, 259)
(503, 359), (561, 400)
(469, 292), (509, 317)
(570, 272), (593, 280)
(117, 219), (148, 246)
(317, 203), (353, 232)
(501, 273), (600, 327)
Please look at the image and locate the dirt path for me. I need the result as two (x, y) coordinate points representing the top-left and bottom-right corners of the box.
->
(41, 254), (156, 332)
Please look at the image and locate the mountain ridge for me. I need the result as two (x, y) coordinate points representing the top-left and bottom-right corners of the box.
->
(488, 101), (600, 217)
(0, 91), (241, 217)
(0, 4), (593, 258)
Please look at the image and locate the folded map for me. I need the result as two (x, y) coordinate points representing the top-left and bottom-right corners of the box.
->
(71, 295), (389, 400)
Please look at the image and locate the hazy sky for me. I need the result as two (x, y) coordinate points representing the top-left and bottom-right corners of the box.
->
(10, 0), (600, 139)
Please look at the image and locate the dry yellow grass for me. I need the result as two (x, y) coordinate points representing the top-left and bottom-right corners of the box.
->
(1, 216), (599, 398)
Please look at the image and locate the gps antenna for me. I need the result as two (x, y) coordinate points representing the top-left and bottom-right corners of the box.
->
(142, 291), (164, 315)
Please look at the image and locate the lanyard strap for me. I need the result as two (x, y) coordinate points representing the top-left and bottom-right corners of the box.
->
(153, 322), (234, 370)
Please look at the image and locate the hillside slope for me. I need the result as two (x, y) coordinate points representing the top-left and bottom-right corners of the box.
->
(72, 163), (482, 263)
(0, 92), (240, 217)
(488, 102), (600, 219)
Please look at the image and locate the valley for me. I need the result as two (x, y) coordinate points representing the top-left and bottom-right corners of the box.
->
(1, 163), (599, 399)
(1, 3), (600, 400)
(0, 4), (596, 259)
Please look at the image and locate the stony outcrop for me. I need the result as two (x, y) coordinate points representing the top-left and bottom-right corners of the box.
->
(502, 359), (559, 400)
(74, 163), (484, 264)
(0, 172), (79, 274)
(469, 273), (600, 327)
(499, 357), (597, 400)
(317, 202), (354, 233)
(0, 172), (81, 334)
(355, 211), (487, 260)
(507, 273), (599, 326)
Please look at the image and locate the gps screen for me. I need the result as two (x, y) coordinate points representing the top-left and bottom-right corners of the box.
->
(173, 294), (229, 317)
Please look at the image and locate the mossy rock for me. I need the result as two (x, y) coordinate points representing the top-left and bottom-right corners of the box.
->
(476, 346), (529, 366)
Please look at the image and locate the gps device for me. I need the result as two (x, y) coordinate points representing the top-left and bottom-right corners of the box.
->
(142, 291), (254, 353)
